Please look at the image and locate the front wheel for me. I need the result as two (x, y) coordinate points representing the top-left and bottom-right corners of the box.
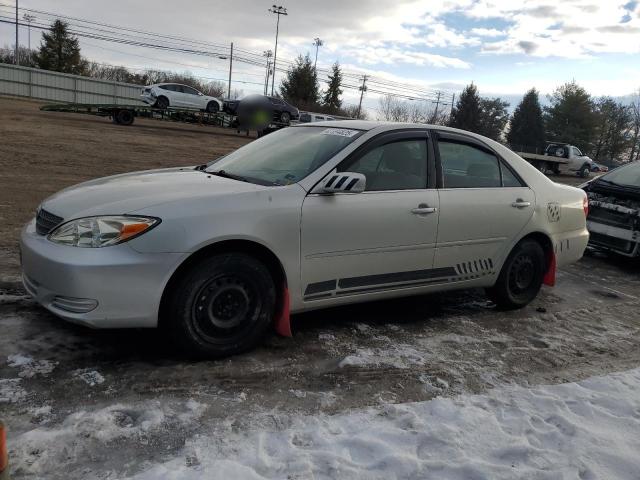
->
(206, 101), (219, 113)
(166, 254), (276, 358)
(280, 111), (291, 124)
(486, 239), (545, 310)
(579, 165), (591, 178)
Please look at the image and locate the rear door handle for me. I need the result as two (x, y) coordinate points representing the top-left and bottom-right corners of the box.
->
(511, 199), (531, 209)
(411, 203), (437, 215)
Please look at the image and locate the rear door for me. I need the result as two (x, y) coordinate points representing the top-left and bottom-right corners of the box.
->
(182, 85), (204, 108)
(300, 130), (443, 300)
(433, 131), (535, 279)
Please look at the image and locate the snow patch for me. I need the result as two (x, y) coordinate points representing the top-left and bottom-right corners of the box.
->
(122, 368), (640, 480)
(72, 368), (105, 386)
(7, 354), (57, 378)
(0, 378), (27, 403)
(339, 344), (427, 369)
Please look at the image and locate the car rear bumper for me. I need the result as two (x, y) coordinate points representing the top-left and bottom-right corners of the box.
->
(587, 220), (640, 257)
(552, 227), (590, 267)
(20, 219), (183, 328)
(140, 93), (155, 105)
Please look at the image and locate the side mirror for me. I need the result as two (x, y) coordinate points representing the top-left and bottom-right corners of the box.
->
(319, 172), (366, 194)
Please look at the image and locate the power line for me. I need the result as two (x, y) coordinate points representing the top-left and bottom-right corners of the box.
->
(0, 4), (456, 102)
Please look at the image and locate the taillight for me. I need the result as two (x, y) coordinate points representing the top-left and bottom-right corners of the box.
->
(583, 196), (589, 217)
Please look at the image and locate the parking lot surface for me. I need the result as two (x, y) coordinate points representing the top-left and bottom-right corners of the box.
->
(1, 96), (637, 479)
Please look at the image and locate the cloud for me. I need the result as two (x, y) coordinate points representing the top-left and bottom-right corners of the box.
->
(517, 40), (538, 54)
(470, 28), (505, 37)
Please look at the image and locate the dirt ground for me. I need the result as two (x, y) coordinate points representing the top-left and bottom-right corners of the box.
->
(1, 95), (638, 479)
(0, 96), (253, 278)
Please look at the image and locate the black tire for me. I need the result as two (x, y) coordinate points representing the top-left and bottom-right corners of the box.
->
(166, 253), (276, 358)
(280, 111), (291, 124)
(486, 239), (545, 310)
(206, 101), (219, 113)
(155, 96), (169, 110)
(579, 164), (590, 178)
(115, 109), (134, 126)
(554, 147), (566, 157)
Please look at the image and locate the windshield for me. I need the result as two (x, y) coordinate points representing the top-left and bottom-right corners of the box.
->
(598, 162), (640, 188)
(205, 126), (364, 185)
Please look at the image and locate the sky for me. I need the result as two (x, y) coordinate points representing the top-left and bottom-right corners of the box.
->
(0, 0), (639, 115)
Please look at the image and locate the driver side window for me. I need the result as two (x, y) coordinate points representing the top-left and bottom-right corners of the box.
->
(340, 139), (427, 191)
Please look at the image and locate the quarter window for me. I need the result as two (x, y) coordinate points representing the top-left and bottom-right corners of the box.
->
(500, 161), (524, 187)
(341, 139), (427, 191)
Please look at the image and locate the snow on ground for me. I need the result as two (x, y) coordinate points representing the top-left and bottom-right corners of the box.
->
(7, 354), (57, 378)
(121, 368), (640, 480)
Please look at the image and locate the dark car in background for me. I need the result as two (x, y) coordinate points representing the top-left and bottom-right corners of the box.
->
(582, 162), (640, 257)
(223, 95), (299, 124)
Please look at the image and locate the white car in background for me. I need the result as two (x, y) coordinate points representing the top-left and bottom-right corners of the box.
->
(21, 122), (589, 358)
(140, 83), (223, 112)
(299, 112), (336, 123)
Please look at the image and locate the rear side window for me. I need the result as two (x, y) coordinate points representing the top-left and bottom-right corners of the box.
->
(183, 86), (199, 95)
(439, 140), (524, 188)
(500, 161), (524, 187)
(439, 141), (500, 188)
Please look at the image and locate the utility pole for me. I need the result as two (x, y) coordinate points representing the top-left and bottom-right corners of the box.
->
(15, 0), (18, 65)
(450, 93), (456, 117)
(356, 75), (367, 119)
(227, 42), (233, 98)
(312, 37), (323, 70)
(23, 13), (35, 53)
(263, 50), (273, 96)
(432, 91), (441, 122)
(268, 5), (287, 96)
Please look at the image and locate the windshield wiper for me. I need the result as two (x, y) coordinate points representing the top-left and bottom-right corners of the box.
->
(194, 163), (208, 171)
(208, 169), (250, 183)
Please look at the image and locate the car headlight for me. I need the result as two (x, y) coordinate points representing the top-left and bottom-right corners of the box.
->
(48, 216), (160, 248)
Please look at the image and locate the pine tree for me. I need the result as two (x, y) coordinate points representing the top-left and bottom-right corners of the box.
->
(478, 97), (510, 141)
(507, 88), (545, 152)
(544, 81), (597, 153)
(449, 83), (482, 133)
(280, 54), (319, 108)
(36, 20), (86, 74)
(322, 62), (343, 112)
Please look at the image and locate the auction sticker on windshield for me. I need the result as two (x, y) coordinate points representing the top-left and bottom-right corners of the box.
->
(321, 128), (360, 138)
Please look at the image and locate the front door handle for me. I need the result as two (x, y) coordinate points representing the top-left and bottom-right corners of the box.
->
(511, 199), (531, 209)
(411, 203), (437, 215)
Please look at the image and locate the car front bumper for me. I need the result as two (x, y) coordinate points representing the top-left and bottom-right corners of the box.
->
(20, 220), (184, 328)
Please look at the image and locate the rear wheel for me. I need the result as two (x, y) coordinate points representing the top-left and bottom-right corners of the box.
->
(115, 109), (134, 126)
(155, 96), (169, 109)
(486, 239), (545, 310)
(166, 254), (276, 358)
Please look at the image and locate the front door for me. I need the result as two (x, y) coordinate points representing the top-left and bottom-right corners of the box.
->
(300, 132), (443, 301)
(433, 133), (535, 279)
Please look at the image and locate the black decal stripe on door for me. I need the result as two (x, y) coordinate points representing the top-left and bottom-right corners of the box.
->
(337, 267), (457, 289)
(304, 280), (338, 295)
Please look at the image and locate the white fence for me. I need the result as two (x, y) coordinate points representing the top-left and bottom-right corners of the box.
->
(0, 63), (145, 105)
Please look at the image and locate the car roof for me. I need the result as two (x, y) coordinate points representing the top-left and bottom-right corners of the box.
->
(293, 120), (494, 136)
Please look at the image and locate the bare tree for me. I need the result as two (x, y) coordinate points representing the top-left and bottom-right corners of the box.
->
(377, 94), (410, 122)
(628, 89), (640, 162)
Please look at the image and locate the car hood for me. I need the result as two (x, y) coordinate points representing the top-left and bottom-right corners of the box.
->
(41, 167), (268, 219)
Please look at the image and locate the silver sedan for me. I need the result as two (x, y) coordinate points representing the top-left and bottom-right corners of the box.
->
(21, 122), (589, 357)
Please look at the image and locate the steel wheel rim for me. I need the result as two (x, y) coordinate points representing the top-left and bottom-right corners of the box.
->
(191, 274), (260, 343)
(509, 253), (535, 294)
